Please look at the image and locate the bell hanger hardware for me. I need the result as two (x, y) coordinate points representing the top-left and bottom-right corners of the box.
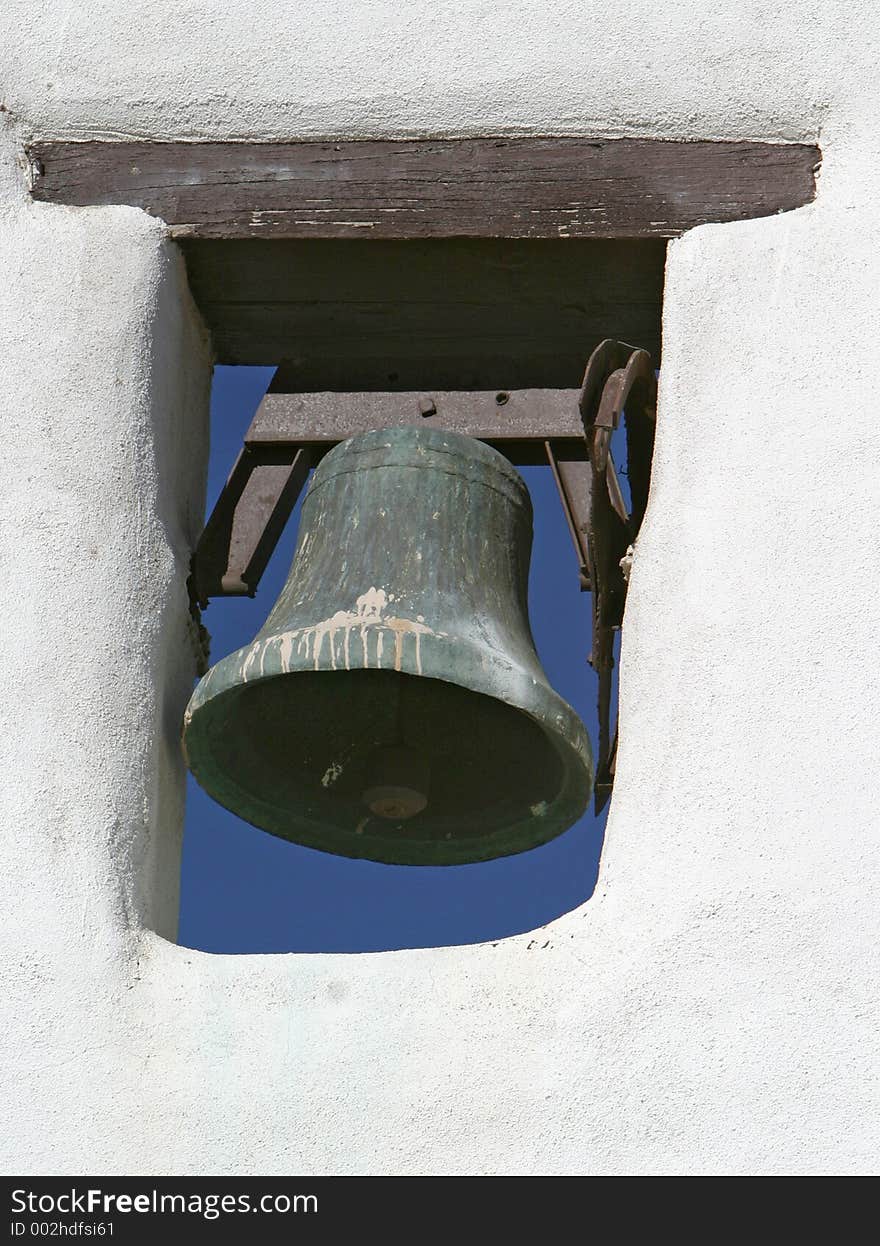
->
(188, 340), (657, 824)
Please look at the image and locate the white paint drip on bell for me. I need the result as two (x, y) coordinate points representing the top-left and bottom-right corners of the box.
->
(269, 587), (435, 675)
(321, 762), (343, 787)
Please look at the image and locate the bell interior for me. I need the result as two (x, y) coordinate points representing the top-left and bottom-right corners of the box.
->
(197, 668), (564, 853)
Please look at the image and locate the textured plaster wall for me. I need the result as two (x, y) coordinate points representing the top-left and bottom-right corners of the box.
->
(1, 2), (879, 1174)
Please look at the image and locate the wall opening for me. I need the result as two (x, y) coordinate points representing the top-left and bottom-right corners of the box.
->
(174, 230), (662, 953)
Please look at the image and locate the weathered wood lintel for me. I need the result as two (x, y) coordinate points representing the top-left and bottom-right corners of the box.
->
(28, 137), (820, 240)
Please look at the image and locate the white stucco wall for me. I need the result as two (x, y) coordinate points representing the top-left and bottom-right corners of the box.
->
(1, 3), (878, 1174)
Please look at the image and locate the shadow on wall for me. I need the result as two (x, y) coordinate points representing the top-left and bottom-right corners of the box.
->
(178, 367), (616, 953)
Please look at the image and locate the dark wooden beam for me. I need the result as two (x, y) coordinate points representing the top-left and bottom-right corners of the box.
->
(29, 137), (820, 240)
(181, 236), (666, 375)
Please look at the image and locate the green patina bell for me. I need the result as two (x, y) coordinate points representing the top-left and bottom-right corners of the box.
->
(183, 426), (593, 865)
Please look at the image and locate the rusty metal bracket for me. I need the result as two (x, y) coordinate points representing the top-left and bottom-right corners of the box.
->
(545, 442), (592, 592)
(577, 340), (657, 811)
(190, 445), (311, 607)
(190, 386), (589, 606)
(190, 340), (656, 810)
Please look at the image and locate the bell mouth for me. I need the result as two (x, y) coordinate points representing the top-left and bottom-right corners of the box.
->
(183, 665), (592, 866)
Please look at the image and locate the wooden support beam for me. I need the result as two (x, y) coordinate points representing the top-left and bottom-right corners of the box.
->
(248, 388), (585, 450)
(28, 137), (820, 240)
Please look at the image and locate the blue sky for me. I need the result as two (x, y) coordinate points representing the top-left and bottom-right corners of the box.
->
(178, 366), (613, 953)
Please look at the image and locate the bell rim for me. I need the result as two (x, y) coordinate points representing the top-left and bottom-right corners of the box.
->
(183, 628), (594, 867)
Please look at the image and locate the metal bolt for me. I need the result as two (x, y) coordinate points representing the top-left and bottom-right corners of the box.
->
(418, 396), (437, 417)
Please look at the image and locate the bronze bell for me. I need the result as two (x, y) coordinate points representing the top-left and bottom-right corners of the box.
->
(183, 426), (593, 865)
